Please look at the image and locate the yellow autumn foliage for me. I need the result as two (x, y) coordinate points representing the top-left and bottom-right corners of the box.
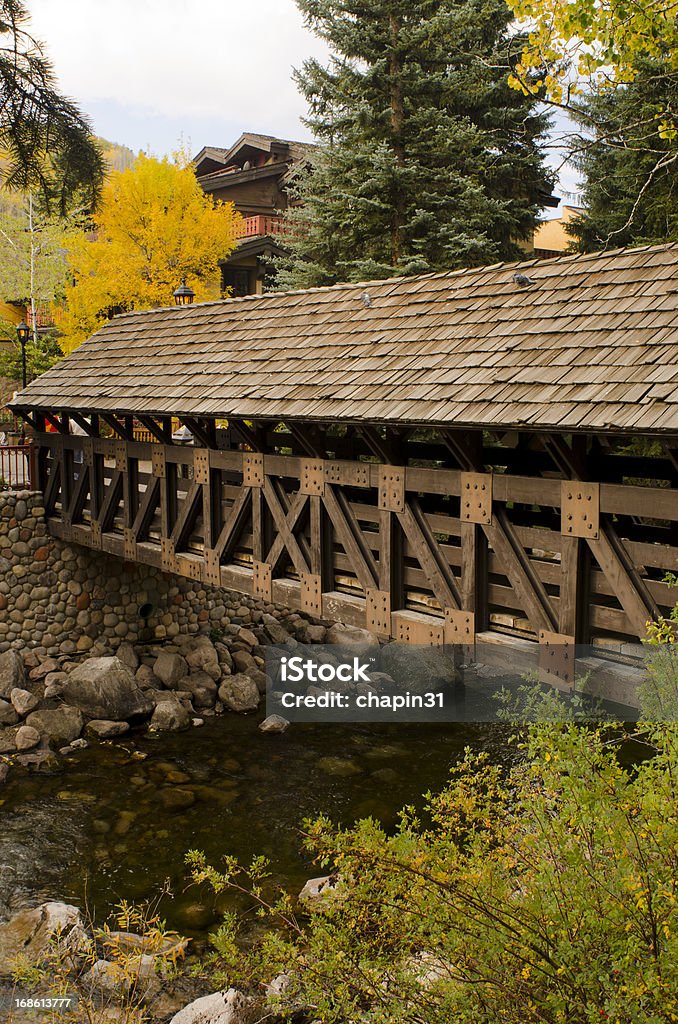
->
(59, 155), (241, 353)
(507, 0), (678, 105)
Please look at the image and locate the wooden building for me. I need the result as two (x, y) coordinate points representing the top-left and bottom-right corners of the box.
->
(193, 133), (315, 296)
(9, 242), (678, 674)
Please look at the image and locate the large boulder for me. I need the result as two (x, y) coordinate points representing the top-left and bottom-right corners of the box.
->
(218, 674), (260, 714)
(85, 719), (130, 739)
(378, 643), (461, 695)
(14, 725), (40, 751)
(259, 714), (289, 734)
(0, 902), (90, 977)
(0, 698), (19, 725)
(185, 638), (221, 682)
(170, 989), (257, 1024)
(11, 687), (40, 716)
(0, 650), (24, 699)
(261, 615), (290, 645)
(154, 651), (189, 688)
(63, 657), (153, 721)
(326, 623), (379, 657)
(181, 672), (218, 709)
(151, 701), (191, 732)
(25, 706), (84, 747)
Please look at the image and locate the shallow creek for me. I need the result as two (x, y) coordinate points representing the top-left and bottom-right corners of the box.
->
(0, 715), (512, 936)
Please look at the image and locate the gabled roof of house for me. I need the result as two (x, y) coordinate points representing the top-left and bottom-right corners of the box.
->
(11, 243), (678, 434)
(193, 133), (317, 178)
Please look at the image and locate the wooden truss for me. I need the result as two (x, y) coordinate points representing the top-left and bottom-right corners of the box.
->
(33, 425), (678, 657)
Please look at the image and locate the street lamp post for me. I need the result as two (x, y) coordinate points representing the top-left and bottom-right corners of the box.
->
(16, 320), (30, 390)
(173, 278), (195, 306)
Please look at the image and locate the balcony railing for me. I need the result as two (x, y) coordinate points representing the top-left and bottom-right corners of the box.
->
(0, 444), (32, 489)
(233, 215), (289, 240)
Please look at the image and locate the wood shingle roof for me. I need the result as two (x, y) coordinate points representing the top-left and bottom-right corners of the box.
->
(11, 242), (678, 434)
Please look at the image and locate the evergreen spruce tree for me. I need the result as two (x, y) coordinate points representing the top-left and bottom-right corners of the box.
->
(567, 58), (678, 252)
(0, 0), (104, 212)
(277, 0), (553, 288)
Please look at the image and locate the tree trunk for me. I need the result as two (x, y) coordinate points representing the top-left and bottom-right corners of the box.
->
(388, 12), (405, 267)
(29, 193), (38, 347)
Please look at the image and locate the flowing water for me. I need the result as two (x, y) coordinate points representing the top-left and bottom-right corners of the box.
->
(0, 715), (512, 936)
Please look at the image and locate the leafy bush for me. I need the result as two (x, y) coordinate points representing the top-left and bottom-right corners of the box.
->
(189, 722), (678, 1024)
(640, 574), (678, 720)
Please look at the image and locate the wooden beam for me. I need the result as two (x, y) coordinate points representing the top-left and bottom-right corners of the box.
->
(43, 451), (62, 514)
(559, 534), (590, 641)
(132, 477), (160, 541)
(97, 470), (123, 533)
(483, 507), (558, 633)
(588, 524), (659, 636)
(379, 508), (404, 613)
(67, 464), (90, 524)
(397, 497), (461, 609)
(461, 522), (488, 630)
(68, 411), (98, 437)
(181, 418), (213, 450)
(170, 480), (203, 551)
(213, 487), (252, 561)
(265, 489), (309, 575)
(100, 413), (133, 441)
(261, 477), (310, 576)
(137, 415), (171, 444)
(323, 484), (378, 592)
(286, 421), (324, 458)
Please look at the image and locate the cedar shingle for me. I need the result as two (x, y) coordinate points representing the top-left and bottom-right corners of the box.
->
(10, 241), (678, 434)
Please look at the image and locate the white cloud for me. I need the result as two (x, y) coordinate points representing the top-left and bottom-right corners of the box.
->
(26, 0), (327, 146)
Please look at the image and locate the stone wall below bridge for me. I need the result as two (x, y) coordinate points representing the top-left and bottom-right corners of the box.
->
(0, 490), (311, 659)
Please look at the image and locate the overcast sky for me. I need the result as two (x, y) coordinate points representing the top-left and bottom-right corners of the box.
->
(28, 0), (326, 156)
(27, 0), (577, 204)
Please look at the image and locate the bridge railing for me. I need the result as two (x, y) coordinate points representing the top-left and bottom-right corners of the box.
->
(0, 444), (33, 490)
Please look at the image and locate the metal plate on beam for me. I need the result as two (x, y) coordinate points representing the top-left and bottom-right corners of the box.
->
(194, 449), (210, 485)
(539, 630), (576, 690)
(378, 466), (405, 512)
(83, 439), (93, 468)
(561, 481), (599, 539)
(115, 441), (127, 472)
(444, 609), (475, 645)
(152, 448), (166, 479)
(301, 573), (322, 616)
(460, 472), (492, 524)
(324, 461), (371, 488)
(204, 547), (222, 586)
(366, 588), (391, 635)
(100, 439), (115, 461)
(391, 611), (444, 646)
(161, 537), (176, 572)
(124, 528), (137, 561)
(300, 458), (325, 496)
(252, 560), (272, 600)
(243, 453), (264, 488)
(90, 521), (102, 549)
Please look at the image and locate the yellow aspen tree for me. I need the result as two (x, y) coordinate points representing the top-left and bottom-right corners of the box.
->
(60, 155), (241, 353)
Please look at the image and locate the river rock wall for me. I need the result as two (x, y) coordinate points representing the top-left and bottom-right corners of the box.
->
(0, 489), (303, 658)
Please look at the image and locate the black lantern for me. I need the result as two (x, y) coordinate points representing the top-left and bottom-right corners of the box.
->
(173, 278), (195, 306)
(16, 320), (30, 389)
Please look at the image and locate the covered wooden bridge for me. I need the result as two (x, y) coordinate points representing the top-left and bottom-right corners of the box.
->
(10, 242), (678, 664)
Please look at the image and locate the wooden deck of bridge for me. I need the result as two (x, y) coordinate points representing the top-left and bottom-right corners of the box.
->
(10, 242), (678, 674)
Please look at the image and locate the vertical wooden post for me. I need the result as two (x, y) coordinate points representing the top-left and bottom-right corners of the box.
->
(559, 534), (590, 642)
(379, 509), (404, 612)
(203, 466), (222, 550)
(310, 494), (334, 592)
(162, 459), (178, 537)
(460, 521), (488, 631)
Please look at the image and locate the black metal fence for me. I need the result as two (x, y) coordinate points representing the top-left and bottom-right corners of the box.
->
(0, 444), (32, 489)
